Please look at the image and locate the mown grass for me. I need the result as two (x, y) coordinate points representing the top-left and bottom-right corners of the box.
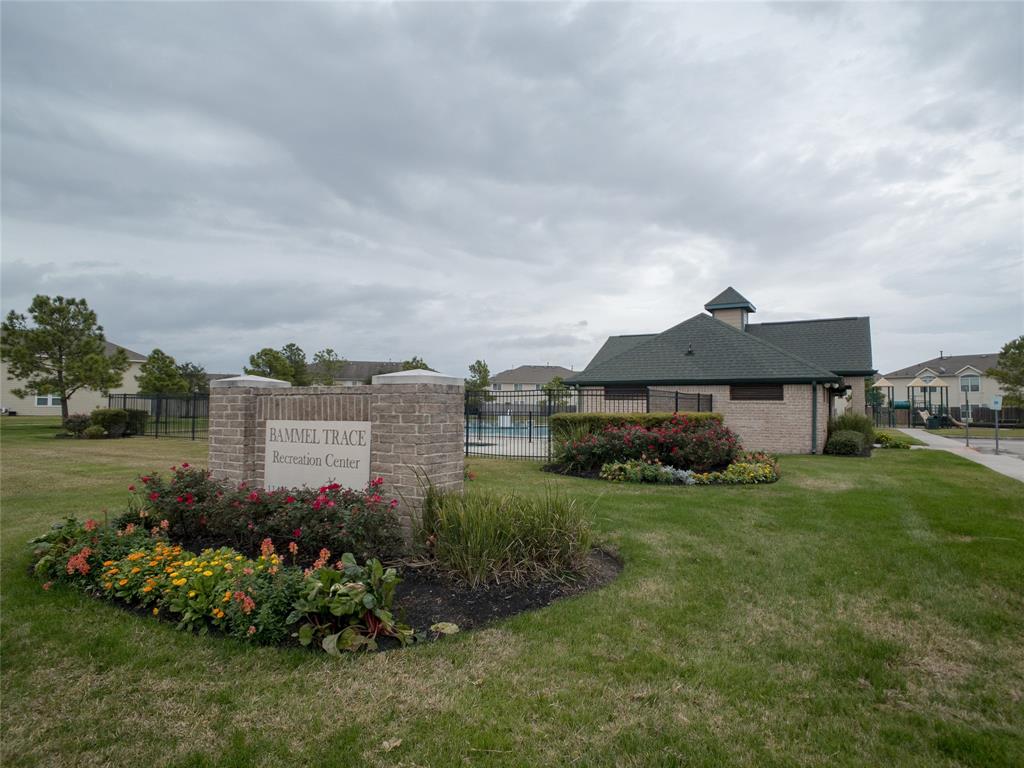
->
(2, 417), (1023, 767)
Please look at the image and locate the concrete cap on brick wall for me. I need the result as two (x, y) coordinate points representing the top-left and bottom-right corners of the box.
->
(372, 369), (463, 386)
(210, 375), (291, 389)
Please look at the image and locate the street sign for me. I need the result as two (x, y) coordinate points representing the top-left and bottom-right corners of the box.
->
(992, 395), (1003, 410)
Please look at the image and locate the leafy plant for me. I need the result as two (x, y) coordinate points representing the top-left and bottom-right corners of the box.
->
(84, 425), (106, 439)
(551, 411), (722, 440)
(876, 432), (911, 449)
(124, 409), (149, 436)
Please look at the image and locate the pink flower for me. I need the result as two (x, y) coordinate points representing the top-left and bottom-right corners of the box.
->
(160, 519), (169, 531)
(149, 492), (159, 501)
(248, 491), (260, 502)
(260, 538), (275, 558)
(83, 519), (97, 532)
(293, 528), (302, 539)
(127, 485), (136, 492)
(247, 625), (256, 636)
(182, 462), (190, 468)
(288, 541), (298, 556)
(42, 582), (52, 591)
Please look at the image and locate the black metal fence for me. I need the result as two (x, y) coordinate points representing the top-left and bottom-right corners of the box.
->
(868, 404), (1021, 429)
(465, 387), (713, 459)
(107, 393), (209, 440)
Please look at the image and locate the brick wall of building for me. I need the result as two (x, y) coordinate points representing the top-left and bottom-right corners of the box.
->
(209, 380), (464, 532)
(843, 376), (866, 415)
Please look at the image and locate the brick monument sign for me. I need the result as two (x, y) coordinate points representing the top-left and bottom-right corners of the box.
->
(207, 370), (465, 532)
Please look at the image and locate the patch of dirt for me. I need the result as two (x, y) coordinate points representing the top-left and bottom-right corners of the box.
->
(392, 548), (622, 634)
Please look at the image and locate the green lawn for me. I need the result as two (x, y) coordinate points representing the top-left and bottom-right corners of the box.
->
(929, 427), (1024, 440)
(2, 417), (1023, 767)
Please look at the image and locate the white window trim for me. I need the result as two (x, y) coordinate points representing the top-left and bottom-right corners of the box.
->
(959, 374), (981, 393)
(35, 394), (62, 407)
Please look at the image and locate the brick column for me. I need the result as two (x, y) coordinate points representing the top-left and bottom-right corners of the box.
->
(371, 371), (465, 532)
(208, 375), (291, 486)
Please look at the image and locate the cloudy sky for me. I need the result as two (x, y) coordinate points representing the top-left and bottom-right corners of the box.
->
(2, 2), (1021, 378)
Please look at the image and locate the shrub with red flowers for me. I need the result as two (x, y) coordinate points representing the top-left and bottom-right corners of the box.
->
(116, 466), (403, 564)
(550, 413), (741, 474)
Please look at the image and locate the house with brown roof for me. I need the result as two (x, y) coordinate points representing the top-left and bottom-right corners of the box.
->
(567, 288), (875, 454)
(1, 341), (148, 416)
(879, 352), (1005, 417)
(491, 365), (574, 392)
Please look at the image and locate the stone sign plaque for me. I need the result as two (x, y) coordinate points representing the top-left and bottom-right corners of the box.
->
(263, 420), (371, 490)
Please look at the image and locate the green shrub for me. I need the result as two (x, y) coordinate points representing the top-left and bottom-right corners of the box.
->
(90, 408), (129, 438)
(828, 413), (874, 444)
(550, 411), (722, 440)
(825, 429), (866, 456)
(419, 488), (591, 587)
(62, 413), (91, 437)
(124, 409), (149, 436)
(83, 425), (106, 439)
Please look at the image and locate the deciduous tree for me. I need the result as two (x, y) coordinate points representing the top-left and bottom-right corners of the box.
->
(311, 348), (347, 384)
(244, 348), (295, 383)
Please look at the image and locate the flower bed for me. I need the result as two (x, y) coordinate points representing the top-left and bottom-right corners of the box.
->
(116, 465), (404, 565)
(549, 413), (740, 475)
(30, 518), (411, 654)
(599, 451), (779, 486)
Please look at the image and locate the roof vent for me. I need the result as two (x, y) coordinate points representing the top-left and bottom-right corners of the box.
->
(685, 344), (694, 356)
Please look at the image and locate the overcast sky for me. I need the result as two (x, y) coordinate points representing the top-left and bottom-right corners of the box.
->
(2, 2), (1021, 378)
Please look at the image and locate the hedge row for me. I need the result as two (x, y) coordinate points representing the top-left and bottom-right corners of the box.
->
(550, 411), (722, 439)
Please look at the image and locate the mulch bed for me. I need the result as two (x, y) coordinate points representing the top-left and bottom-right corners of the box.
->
(393, 547), (622, 635)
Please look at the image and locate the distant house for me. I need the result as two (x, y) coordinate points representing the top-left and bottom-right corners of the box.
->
(567, 288), (875, 454)
(879, 353), (1005, 414)
(322, 360), (404, 386)
(1, 341), (147, 416)
(491, 365), (575, 392)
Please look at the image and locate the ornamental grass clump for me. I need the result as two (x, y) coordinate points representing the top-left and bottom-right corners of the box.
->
(29, 518), (410, 654)
(419, 487), (591, 587)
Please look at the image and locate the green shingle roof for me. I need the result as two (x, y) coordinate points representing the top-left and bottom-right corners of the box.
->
(745, 317), (874, 375)
(704, 286), (756, 312)
(567, 314), (840, 386)
(582, 334), (656, 372)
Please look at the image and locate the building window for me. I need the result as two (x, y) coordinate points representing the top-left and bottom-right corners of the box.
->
(730, 384), (784, 401)
(491, 383), (501, 391)
(35, 394), (63, 407)
(960, 374), (980, 393)
(534, 384), (542, 390)
(514, 383), (524, 391)
(604, 386), (646, 401)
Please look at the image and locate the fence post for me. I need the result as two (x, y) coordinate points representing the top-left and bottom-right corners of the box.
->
(528, 410), (533, 444)
(190, 392), (197, 441)
(645, 389), (651, 413)
(674, 391), (679, 413)
(154, 396), (161, 439)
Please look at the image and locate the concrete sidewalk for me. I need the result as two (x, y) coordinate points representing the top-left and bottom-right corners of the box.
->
(898, 428), (1024, 483)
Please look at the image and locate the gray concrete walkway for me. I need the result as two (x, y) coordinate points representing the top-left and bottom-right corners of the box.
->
(898, 428), (1024, 483)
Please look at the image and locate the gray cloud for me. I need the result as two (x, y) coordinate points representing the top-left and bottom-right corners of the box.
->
(2, 2), (1021, 378)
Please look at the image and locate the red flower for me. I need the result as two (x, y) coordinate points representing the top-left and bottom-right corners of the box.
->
(248, 491), (260, 502)
(182, 462), (190, 468)
(127, 485), (136, 492)
(285, 495), (296, 504)
(83, 519), (97, 532)
(149, 492), (159, 501)
(293, 528), (302, 538)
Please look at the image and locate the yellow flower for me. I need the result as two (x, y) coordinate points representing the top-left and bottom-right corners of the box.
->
(152, 607), (159, 615)
(102, 560), (115, 566)
(142, 585), (153, 593)
(103, 582), (113, 590)
(188, 590), (197, 598)
(118, 579), (128, 586)
(108, 568), (119, 575)
(223, 590), (232, 603)
(170, 572), (179, 578)
(203, 570), (213, 577)
(130, 567), (141, 574)
(172, 578), (187, 587)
